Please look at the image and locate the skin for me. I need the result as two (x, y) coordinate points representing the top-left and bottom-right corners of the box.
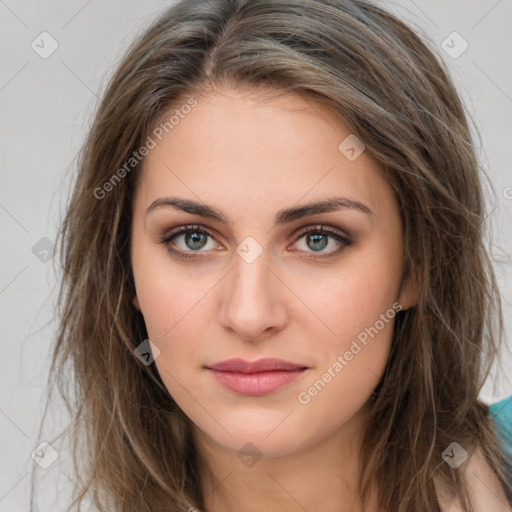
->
(436, 446), (512, 512)
(130, 84), (424, 512)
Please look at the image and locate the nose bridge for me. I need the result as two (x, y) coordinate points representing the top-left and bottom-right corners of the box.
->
(232, 246), (271, 300)
(230, 231), (273, 298)
(220, 243), (287, 339)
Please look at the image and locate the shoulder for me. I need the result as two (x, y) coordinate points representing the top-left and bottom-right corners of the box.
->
(490, 395), (512, 453)
(438, 445), (511, 512)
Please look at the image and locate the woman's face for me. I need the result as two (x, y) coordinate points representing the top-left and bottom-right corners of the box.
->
(130, 86), (417, 458)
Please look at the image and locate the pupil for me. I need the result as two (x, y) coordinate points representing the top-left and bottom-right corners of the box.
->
(186, 232), (207, 250)
(308, 233), (327, 251)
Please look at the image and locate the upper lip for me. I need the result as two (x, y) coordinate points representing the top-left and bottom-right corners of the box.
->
(206, 358), (308, 373)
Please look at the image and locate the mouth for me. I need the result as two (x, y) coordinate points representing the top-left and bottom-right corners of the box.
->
(205, 358), (310, 396)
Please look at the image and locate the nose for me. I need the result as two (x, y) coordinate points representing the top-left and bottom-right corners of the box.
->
(219, 249), (289, 342)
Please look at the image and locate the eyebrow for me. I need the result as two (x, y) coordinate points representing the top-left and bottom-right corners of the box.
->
(146, 196), (373, 225)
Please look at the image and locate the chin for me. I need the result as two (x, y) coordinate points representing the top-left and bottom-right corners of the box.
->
(192, 413), (317, 460)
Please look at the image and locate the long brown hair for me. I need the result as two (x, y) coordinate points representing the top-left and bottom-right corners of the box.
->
(36, 0), (510, 510)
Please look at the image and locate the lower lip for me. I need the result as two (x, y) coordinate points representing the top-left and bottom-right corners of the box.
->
(207, 369), (307, 395)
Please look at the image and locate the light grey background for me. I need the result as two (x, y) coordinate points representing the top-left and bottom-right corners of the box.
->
(1, 1), (511, 510)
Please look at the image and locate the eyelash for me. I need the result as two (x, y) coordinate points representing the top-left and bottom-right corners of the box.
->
(158, 224), (353, 260)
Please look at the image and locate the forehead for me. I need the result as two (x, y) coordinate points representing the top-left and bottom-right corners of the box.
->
(134, 88), (394, 222)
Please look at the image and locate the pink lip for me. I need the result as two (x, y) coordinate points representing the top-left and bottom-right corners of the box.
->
(206, 358), (309, 395)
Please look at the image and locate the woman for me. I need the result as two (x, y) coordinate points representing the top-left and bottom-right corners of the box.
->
(39, 0), (512, 510)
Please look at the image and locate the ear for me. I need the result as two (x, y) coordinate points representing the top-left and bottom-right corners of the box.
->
(132, 295), (141, 311)
(397, 271), (420, 311)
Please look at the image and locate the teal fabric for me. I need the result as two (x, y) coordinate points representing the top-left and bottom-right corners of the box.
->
(489, 395), (512, 501)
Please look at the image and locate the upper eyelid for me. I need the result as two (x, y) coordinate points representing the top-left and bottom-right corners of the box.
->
(294, 224), (351, 239)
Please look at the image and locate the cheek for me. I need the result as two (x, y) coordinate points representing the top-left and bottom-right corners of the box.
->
(132, 246), (215, 343)
(294, 252), (400, 413)
(137, 285), (209, 373)
(295, 313), (394, 435)
(132, 258), (219, 379)
(302, 250), (401, 348)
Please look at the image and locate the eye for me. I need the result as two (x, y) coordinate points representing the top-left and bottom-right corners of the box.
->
(158, 224), (353, 260)
(291, 224), (353, 259)
(158, 225), (219, 259)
